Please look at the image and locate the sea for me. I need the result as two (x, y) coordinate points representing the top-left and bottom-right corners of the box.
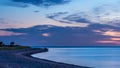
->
(31, 46), (120, 68)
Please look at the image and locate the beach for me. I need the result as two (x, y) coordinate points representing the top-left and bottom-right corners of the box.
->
(0, 48), (91, 68)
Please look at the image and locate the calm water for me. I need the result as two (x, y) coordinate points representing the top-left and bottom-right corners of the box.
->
(32, 48), (120, 68)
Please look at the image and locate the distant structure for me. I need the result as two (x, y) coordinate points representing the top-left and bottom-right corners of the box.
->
(0, 42), (16, 47)
(10, 42), (15, 47)
(0, 42), (30, 50)
(0, 42), (3, 47)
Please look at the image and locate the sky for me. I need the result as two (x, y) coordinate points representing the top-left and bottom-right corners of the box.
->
(0, 0), (120, 46)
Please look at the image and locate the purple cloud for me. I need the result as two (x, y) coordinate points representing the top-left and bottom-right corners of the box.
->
(0, 30), (26, 36)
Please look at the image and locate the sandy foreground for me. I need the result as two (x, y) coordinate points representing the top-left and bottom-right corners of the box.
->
(0, 48), (92, 68)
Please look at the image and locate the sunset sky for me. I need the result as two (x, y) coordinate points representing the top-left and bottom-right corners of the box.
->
(0, 0), (120, 46)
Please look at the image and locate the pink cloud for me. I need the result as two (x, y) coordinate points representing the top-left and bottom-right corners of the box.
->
(97, 40), (120, 45)
(0, 30), (26, 36)
(93, 29), (120, 37)
(110, 38), (120, 41)
(94, 29), (120, 45)
(42, 33), (50, 37)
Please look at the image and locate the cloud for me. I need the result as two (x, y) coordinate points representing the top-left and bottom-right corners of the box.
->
(47, 12), (68, 19)
(47, 12), (91, 23)
(34, 10), (40, 13)
(93, 29), (120, 37)
(5, 1), (28, 8)
(93, 28), (120, 45)
(47, 12), (69, 23)
(1, 24), (120, 46)
(97, 40), (120, 45)
(0, 30), (26, 36)
(110, 38), (120, 41)
(63, 11), (120, 27)
(9, 0), (71, 7)
(0, 18), (25, 29)
(47, 12), (89, 27)
(42, 33), (50, 37)
(63, 13), (92, 23)
(46, 2), (120, 28)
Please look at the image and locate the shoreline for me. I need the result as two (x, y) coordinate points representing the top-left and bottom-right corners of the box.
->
(0, 48), (92, 68)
